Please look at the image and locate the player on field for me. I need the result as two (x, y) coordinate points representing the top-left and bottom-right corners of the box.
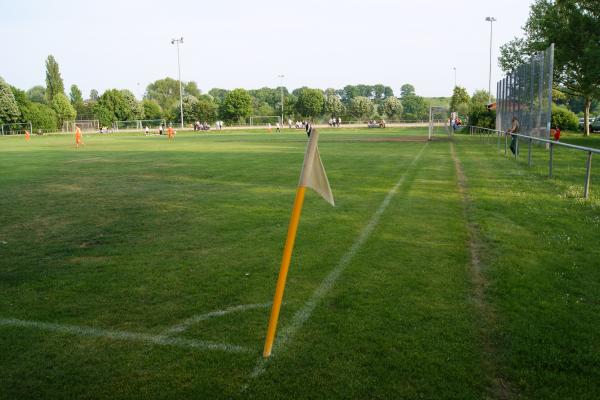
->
(167, 125), (174, 141)
(24, 130), (30, 141)
(75, 125), (83, 148)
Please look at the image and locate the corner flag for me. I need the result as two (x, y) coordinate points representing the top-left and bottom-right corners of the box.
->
(263, 128), (334, 357)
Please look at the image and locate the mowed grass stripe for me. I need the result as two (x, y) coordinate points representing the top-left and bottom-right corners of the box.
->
(454, 135), (600, 399)
(246, 142), (429, 385)
(245, 140), (488, 399)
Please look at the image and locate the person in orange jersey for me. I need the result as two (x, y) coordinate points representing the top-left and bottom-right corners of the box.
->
(24, 130), (31, 141)
(75, 125), (83, 148)
(167, 125), (175, 141)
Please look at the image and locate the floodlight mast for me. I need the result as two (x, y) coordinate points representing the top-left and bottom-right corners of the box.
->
(278, 74), (285, 127)
(453, 67), (457, 87)
(171, 37), (184, 129)
(485, 17), (496, 104)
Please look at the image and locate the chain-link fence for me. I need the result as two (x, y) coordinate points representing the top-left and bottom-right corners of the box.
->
(496, 44), (554, 141)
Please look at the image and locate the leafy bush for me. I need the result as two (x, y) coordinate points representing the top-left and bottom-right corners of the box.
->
(551, 104), (578, 130)
(21, 102), (57, 132)
(468, 104), (496, 129)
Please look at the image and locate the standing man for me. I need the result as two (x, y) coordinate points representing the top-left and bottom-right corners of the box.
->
(75, 125), (83, 148)
(24, 130), (31, 141)
(167, 125), (175, 141)
(507, 116), (519, 155)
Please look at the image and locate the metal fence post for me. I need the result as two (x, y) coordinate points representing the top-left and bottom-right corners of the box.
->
(549, 142), (554, 178)
(584, 152), (593, 199)
(528, 138), (532, 167)
(497, 131), (500, 151)
(515, 136), (519, 159)
(505, 133), (508, 156)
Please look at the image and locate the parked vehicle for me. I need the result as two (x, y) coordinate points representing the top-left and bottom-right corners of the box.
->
(590, 118), (600, 133)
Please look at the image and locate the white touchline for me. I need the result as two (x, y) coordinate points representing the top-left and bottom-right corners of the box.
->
(0, 317), (252, 354)
(161, 303), (272, 337)
(246, 142), (429, 383)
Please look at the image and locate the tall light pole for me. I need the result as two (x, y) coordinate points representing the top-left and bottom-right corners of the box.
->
(171, 37), (184, 129)
(453, 67), (457, 87)
(485, 17), (496, 104)
(277, 74), (285, 127)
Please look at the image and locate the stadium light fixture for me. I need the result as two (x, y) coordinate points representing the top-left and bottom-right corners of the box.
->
(485, 17), (496, 104)
(453, 67), (457, 88)
(171, 37), (184, 129)
(278, 74), (285, 127)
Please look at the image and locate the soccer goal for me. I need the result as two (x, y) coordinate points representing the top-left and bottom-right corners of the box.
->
(249, 116), (282, 126)
(113, 119), (166, 131)
(63, 120), (100, 133)
(1, 122), (32, 135)
(428, 107), (451, 140)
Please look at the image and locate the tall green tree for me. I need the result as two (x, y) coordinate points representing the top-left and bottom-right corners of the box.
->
(69, 85), (84, 106)
(145, 78), (201, 113)
(27, 86), (47, 104)
(208, 88), (229, 104)
(193, 96), (218, 122)
(96, 89), (129, 123)
(324, 92), (345, 117)
(89, 89), (99, 101)
(219, 88), (253, 123)
(45, 55), (65, 102)
(400, 84), (416, 98)
(349, 96), (375, 120)
(0, 77), (21, 124)
(499, 0), (600, 135)
(381, 97), (403, 119)
(402, 95), (428, 120)
(450, 86), (470, 112)
(471, 90), (492, 108)
(142, 99), (162, 120)
(51, 93), (76, 128)
(120, 89), (144, 120)
(295, 88), (324, 118)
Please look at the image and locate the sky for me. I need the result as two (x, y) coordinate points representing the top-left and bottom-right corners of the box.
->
(0, 0), (534, 99)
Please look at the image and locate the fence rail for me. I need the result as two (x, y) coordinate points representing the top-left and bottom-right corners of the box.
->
(469, 125), (598, 199)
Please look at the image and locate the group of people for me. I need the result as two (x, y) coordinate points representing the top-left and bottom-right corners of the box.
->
(506, 116), (561, 156)
(450, 116), (463, 130)
(367, 120), (386, 128)
(193, 121), (212, 131)
(328, 117), (342, 127)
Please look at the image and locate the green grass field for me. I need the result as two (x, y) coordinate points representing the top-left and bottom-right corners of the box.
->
(1, 128), (599, 399)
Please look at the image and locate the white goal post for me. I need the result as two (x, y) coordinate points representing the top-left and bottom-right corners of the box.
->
(249, 116), (282, 126)
(428, 107), (450, 140)
(1, 121), (32, 135)
(63, 120), (100, 133)
(112, 119), (167, 131)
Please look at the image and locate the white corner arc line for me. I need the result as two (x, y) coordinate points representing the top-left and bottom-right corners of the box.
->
(247, 142), (429, 383)
(161, 303), (272, 337)
(0, 317), (252, 354)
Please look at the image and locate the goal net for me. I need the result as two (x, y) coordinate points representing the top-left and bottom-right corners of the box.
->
(428, 107), (451, 140)
(113, 119), (166, 131)
(1, 122), (32, 135)
(249, 116), (282, 126)
(63, 120), (99, 133)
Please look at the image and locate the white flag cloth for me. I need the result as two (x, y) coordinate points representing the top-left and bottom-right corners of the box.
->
(298, 129), (335, 206)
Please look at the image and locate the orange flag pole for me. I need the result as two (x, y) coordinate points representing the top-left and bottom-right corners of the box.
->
(263, 128), (333, 358)
(263, 185), (306, 358)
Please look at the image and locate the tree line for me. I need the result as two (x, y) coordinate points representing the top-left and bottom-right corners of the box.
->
(0, 56), (450, 131)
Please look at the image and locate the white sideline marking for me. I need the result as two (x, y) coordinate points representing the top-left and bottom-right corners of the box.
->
(161, 303), (272, 337)
(247, 142), (428, 383)
(63, 157), (102, 163)
(0, 317), (252, 354)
